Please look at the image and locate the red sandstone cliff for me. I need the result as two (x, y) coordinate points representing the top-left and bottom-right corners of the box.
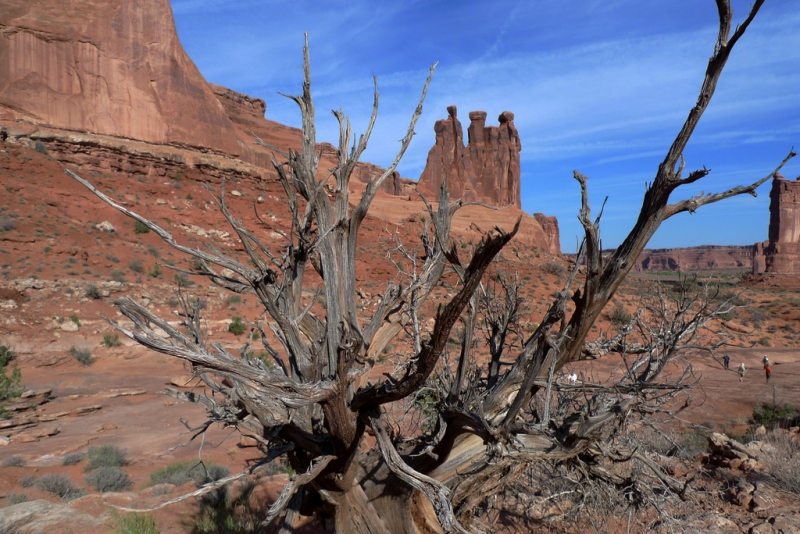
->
(417, 106), (521, 208)
(764, 173), (800, 273)
(0, 0), (241, 155)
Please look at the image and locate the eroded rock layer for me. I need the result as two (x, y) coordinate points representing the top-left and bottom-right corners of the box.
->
(0, 0), (240, 155)
(764, 173), (800, 273)
(417, 106), (521, 208)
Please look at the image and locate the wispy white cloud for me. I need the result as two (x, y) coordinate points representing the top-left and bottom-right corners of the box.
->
(173, 0), (800, 251)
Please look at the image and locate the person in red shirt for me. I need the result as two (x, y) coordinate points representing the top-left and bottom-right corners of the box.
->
(765, 365), (772, 383)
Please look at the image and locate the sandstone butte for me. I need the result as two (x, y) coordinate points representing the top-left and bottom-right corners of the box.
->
(751, 172), (800, 274)
(0, 0), (562, 255)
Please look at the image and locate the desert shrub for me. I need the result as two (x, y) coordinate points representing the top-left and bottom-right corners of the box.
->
(85, 444), (128, 471)
(762, 430), (800, 495)
(752, 403), (797, 429)
(610, 305), (632, 326)
(541, 261), (566, 277)
(112, 511), (159, 534)
(228, 317), (247, 336)
(19, 475), (36, 488)
(110, 270), (126, 283)
(226, 295), (241, 306)
(62, 452), (85, 466)
(1, 344), (23, 408)
(193, 478), (263, 534)
(134, 221), (150, 235)
(190, 463), (230, 487)
(0, 216), (15, 232)
(2, 455), (25, 467)
(85, 466), (132, 492)
(148, 461), (192, 487)
(8, 493), (29, 505)
(69, 314), (81, 326)
(129, 259), (144, 274)
(174, 273), (194, 287)
(148, 264), (162, 278)
(69, 346), (94, 365)
(85, 283), (102, 300)
(102, 333), (122, 348)
(758, 336), (771, 347)
(35, 474), (86, 501)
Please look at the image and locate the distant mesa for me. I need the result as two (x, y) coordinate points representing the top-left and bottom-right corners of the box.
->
(417, 106), (521, 208)
(632, 245), (754, 272)
(755, 172), (800, 274)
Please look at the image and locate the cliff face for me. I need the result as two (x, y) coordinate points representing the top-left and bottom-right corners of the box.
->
(417, 106), (521, 207)
(764, 173), (800, 273)
(0, 0), (240, 154)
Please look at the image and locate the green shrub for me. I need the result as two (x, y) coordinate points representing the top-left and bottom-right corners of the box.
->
(102, 333), (122, 348)
(62, 452), (85, 466)
(112, 511), (159, 534)
(2, 455), (25, 467)
(85, 466), (132, 492)
(610, 305), (632, 326)
(758, 337), (771, 347)
(148, 264), (162, 278)
(752, 403), (797, 429)
(134, 221), (150, 235)
(1, 344), (23, 409)
(35, 474), (86, 501)
(85, 444), (128, 471)
(174, 273), (194, 287)
(69, 314), (81, 326)
(226, 295), (241, 306)
(148, 461), (192, 487)
(190, 463), (230, 487)
(110, 270), (126, 283)
(228, 317), (247, 336)
(69, 346), (94, 365)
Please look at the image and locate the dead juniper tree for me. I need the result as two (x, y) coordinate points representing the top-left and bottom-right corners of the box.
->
(68, 2), (795, 532)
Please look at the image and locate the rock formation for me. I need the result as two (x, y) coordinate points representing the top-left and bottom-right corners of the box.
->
(417, 106), (521, 207)
(631, 245), (754, 272)
(0, 0), (240, 155)
(533, 213), (560, 256)
(764, 173), (800, 273)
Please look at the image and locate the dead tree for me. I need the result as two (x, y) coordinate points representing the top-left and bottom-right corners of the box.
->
(68, 2), (794, 532)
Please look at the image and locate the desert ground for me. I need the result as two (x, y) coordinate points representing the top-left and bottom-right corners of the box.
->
(2, 140), (800, 532)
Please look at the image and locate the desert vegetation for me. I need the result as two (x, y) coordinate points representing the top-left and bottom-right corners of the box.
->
(63, 1), (799, 533)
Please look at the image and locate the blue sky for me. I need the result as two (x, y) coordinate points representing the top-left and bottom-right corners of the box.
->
(171, 0), (800, 252)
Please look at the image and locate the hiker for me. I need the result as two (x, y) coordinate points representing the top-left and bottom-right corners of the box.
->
(766, 365), (772, 383)
(723, 354), (731, 370)
(738, 363), (746, 382)
(568, 373), (578, 385)
(763, 354), (769, 368)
